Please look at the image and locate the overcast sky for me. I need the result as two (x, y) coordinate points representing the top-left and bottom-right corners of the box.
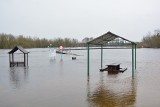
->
(1, 0), (160, 42)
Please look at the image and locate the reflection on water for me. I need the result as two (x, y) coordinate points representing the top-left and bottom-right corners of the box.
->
(9, 67), (29, 88)
(87, 73), (137, 107)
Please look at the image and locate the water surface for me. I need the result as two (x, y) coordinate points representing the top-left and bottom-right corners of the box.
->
(0, 48), (160, 107)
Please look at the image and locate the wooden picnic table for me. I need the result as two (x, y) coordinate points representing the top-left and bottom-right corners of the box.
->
(106, 63), (120, 71)
(100, 63), (127, 73)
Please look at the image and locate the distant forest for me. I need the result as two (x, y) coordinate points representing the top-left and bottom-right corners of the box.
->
(0, 33), (84, 49)
(0, 29), (160, 49)
(140, 30), (160, 48)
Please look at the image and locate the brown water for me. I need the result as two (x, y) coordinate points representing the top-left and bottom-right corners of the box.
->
(0, 48), (160, 107)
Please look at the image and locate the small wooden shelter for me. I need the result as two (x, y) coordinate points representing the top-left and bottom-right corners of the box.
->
(8, 45), (29, 67)
(87, 31), (136, 77)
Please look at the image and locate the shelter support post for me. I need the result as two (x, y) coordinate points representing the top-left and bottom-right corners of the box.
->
(12, 53), (14, 63)
(135, 44), (136, 70)
(101, 45), (103, 69)
(9, 54), (11, 67)
(87, 44), (90, 76)
(27, 54), (28, 66)
(24, 54), (26, 67)
(132, 43), (134, 77)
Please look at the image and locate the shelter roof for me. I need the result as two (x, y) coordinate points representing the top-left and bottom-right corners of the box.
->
(8, 45), (29, 54)
(87, 31), (136, 45)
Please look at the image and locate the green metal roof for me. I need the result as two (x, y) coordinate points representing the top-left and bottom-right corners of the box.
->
(87, 31), (136, 45)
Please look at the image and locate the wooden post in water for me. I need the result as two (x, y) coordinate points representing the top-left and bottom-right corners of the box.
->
(12, 53), (14, 63)
(24, 53), (26, 67)
(27, 54), (28, 66)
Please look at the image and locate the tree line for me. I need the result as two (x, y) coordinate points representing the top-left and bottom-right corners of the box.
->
(1, 29), (160, 49)
(141, 30), (160, 48)
(0, 33), (82, 49)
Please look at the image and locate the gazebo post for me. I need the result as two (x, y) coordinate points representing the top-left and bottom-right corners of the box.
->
(132, 43), (134, 77)
(101, 45), (103, 69)
(24, 53), (26, 67)
(135, 44), (136, 70)
(9, 54), (11, 67)
(27, 53), (28, 66)
(87, 43), (90, 76)
(12, 53), (14, 63)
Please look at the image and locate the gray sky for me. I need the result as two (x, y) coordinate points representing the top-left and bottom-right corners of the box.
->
(1, 0), (160, 42)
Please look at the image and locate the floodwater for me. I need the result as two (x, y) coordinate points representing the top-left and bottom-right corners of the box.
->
(0, 48), (160, 107)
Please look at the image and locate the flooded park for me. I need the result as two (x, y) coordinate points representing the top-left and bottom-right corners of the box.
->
(0, 48), (160, 107)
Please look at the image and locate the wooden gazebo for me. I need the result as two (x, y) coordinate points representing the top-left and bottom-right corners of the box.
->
(8, 45), (29, 67)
